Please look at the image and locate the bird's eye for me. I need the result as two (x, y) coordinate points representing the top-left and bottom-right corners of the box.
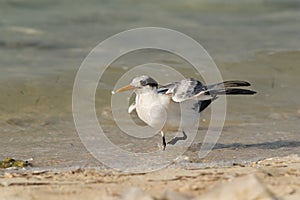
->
(140, 80), (147, 86)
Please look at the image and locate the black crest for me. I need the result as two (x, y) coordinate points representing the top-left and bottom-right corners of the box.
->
(140, 77), (158, 87)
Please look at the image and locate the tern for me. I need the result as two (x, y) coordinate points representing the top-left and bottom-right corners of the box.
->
(113, 75), (256, 150)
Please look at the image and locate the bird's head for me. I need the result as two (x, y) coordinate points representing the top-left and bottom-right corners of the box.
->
(113, 75), (158, 94)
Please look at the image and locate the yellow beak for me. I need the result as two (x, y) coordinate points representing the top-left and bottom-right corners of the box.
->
(113, 85), (135, 94)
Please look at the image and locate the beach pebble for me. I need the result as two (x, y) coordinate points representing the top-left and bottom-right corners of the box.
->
(4, 173), (14, 178)
(0, 181), (9, 187)
(193, 174), (276, 200)
(173, 156), (190, 163)
(122, 187), (154, 200)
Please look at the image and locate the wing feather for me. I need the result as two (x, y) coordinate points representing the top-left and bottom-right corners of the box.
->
(128, 102), (136, 114)
(157, 78), (255, 104)
(157, 78), (209, 103)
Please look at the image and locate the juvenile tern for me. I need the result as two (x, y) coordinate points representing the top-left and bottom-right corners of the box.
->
(113, 75), (256, 150)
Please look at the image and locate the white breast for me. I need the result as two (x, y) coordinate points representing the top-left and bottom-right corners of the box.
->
(135, 87), (182, 131)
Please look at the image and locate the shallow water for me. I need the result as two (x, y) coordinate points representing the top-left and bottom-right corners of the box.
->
(0, 0), (300, 171)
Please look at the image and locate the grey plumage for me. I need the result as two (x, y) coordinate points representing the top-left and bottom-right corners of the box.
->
(157, 78), (256, 113)
(158, 79), (255, 102)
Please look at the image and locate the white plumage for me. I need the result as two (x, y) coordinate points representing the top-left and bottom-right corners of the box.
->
(113, 75), (256, 150)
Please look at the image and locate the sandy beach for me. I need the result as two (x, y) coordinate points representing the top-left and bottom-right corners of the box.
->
(0, 155), (299, 200)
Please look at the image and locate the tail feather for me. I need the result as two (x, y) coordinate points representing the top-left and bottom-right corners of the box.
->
(223, 80), (251, 87)
(207, 80), (251, 90)
(193, 80), (255, 112)
(205, 88), (256, 95)
(205, 80), (256, 96)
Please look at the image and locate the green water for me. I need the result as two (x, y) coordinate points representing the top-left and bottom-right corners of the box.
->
(0, 0), (300, 170)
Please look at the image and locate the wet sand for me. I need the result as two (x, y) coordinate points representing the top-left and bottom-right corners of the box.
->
(1, 155), (299, 200)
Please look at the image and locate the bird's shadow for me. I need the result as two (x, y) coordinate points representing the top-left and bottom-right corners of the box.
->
(167, 131), (187, 145)
(214, 140), (300, 150)
(189, 140), (300, 151)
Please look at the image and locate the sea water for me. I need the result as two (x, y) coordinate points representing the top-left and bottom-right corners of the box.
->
(0, 0), (300, 171)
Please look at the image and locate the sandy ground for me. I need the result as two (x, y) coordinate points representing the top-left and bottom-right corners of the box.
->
(0, 155), (300, 200)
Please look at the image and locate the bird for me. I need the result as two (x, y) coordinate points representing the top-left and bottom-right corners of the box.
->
(113, 75), (256, 150)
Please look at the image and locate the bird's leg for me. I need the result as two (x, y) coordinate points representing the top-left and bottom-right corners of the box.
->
(161, 131), (166, 150)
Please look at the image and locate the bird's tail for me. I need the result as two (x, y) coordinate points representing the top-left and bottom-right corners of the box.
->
(205, 80), (256, 95)
(194, 80), (256, 113)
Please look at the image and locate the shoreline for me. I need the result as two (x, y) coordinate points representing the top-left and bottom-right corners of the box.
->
(0, 155), (299, 199)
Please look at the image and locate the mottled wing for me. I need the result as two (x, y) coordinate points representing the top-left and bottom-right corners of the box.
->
(157, 78), (255, 113)
(156, 82), (177, 94)
(171, 78), (208, 102)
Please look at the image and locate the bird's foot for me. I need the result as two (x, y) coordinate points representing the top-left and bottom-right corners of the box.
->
(158, 143), (166, 151)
